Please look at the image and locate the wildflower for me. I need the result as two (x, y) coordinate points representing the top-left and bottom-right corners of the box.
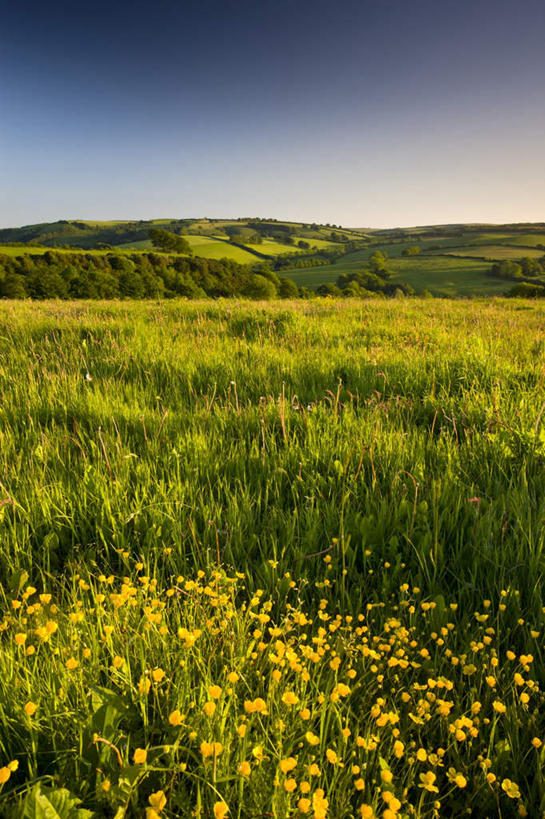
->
(169, 709), (183, 726)
(312, 788), (329, 819)
(284, 778), (297, 792)
(209, 684), (222, 699)
(148, 791), (166, 812)
(326, 749), (338, 764)
(306, 731), (320, 746)
(65, 657), (79, 670)
(200, 741), (223, 758)
(213, 802), (229, 819)
(493, 701), (506, 714)
(354, 778), (365, 790)
(419, 771), (439, 793)
(298, 798), (311, 813)
(203, 701), (216, 716)
(532, 737), (542, 748)
(133, 748), (147, 764)
(24, 701), (37, 716)
(238, 761), (251, 776)
(279, 757), (297, 773)
(393, 740), (404, 758)
(151, 668), (165, 683)
(281, 691), (298, 706)
(227, 671), (239, 683)
(501, 779), (521, 799)
(360, 807), (374, 818)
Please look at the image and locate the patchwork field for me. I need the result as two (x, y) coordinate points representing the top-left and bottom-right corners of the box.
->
(284, 255), (506, 296)
(1, 298), (545, 817)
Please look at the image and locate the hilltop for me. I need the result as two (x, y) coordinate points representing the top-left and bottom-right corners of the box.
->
(1, 217), (545, 297)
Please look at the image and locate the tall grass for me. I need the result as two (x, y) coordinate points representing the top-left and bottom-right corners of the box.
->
(0, 298), (544, 817)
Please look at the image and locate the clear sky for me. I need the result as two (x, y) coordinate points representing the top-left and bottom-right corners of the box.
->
(1, 0), (544, 228)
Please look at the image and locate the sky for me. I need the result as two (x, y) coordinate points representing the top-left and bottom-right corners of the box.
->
(1, 0), (544, 228)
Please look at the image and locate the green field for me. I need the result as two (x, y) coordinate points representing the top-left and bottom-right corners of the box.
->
(284, 253), (506, 296)
(1, 299), (545, 817)
(435, 245), (545, 260)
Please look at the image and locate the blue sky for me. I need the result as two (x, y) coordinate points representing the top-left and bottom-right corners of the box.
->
(1, 0), (544, 227)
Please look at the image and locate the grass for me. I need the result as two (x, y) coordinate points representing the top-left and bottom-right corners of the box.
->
(283, 253), (506, 296)
(435, 246), (545, 260)
(1, 298), (545, 817)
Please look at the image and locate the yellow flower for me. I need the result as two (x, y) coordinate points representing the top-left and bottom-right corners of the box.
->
(133, 748), (147, 764)
(244, 698), (266, 714)
(200, 741), (223, 758)
(0, 767), (11, 784)
(493, 701), (506, 714)
(279, 757), (297, 774)
(281, 691), (298, 706)
(227, 671), (239, 683)
(532, 737), (543, 748)
(24, 701), (37, 716)
(305, 731), (320, 746)
(169, 709), (183, 726)
(298, 797), (311, 813)
(419, 771), (439, 793)
(393, 740), (404, 758)
(381, 770), (393, 784)
(360, 807), (374, 819)
(501, 779), (521, 799)
(354, 778), (365, 790)
(326, 748), (338, 765)
(416, 748), (427, 762)
(65, 657), (79, 670)
(213, 801), (229, 819)
(209, 684), (222, 700)
(148, 790), (167, 812)
(151, 668), (166, 683)
(284, 778), (297, 792)
(238, 761), (251, 776)
(300, 708), (311, 720)
(312, 788), (329, 819)
(203, 701), (216, 716)
(15, 633), (27, 646)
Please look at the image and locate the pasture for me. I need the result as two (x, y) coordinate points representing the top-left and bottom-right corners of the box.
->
(1, 298), (545, 817)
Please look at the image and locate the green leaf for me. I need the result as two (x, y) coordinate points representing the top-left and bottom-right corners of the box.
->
(22, 784), (94, 819)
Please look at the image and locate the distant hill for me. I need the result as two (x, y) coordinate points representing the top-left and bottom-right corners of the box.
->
(1, 218), (545, 297)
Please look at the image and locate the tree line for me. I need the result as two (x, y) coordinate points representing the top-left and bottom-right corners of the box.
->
(0, 252), (301, 300)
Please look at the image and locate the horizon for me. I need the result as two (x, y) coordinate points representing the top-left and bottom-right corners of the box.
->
(2, 0), (544, 227)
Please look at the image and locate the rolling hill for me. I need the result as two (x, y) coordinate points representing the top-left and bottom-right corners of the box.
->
(1, 218), (545, 297)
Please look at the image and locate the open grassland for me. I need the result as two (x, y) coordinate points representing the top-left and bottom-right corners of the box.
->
(284, 254), (505, 296)
(1, 299), (545, 818)
(435, 246), (545, 261)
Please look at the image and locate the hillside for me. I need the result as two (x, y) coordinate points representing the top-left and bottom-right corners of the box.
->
(1, 218), (545, 297)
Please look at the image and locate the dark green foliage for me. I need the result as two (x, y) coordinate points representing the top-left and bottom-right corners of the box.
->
(148, 228), (193, 254)
(0, 252), (297, 300)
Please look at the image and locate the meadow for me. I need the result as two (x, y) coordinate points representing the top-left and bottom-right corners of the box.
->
(1, 298), (545, 818)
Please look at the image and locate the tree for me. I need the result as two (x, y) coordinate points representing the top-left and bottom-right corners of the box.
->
(149, 228), (192, 255)
(369, 251), (390, 277)
(243, 274), (277, 299)
(278, 276), (299, 298)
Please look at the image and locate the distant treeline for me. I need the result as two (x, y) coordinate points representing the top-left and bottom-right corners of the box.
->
(0, 252), (301, 300)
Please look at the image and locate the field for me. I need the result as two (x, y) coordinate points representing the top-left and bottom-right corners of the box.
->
(284, 254), (506, 296)
(434, 246), (545, 261)
(1, 298), (545, 818)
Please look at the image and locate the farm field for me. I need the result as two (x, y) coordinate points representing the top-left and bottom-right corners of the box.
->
(1, 298), (545, 817)
(284, 254), (507, 296)
(434, 245), (545, 260)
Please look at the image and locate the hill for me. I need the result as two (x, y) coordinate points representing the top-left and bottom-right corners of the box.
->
(1, 218), (545, 297)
